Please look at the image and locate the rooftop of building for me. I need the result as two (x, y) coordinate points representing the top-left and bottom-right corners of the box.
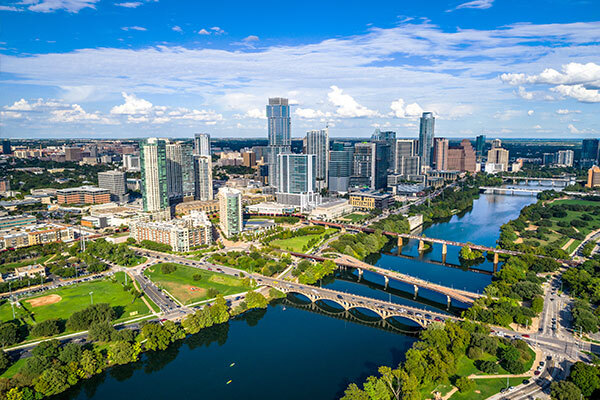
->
(57, 185), (109, 194)
(349, 190), (393, 199)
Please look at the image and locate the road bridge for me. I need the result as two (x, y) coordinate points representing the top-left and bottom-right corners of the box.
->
(480, 186), (543, 196)
(309, 220), (577, 266)
(501, 175), (576, 186)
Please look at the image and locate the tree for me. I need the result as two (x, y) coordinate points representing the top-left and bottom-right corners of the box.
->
(477, 360), (499, 374)
(88, 321), (116, 342)
(34, 367), (70, 397)
(142, 323), (172, 351)
(569, 362), (600, 397)
(531, 296), (544, 314)
(30, 319), (61, 338)
(551, 381), (582, 400)
(341, 383), (370, 400)
(455, 377), (475, 393)
(0, 322), (19, 348)
(80, 349), (103, 378)
(66, 303), (116, 331)
(160, 263), (177, 274)
(245, 290), (268, 309)
(58, 343), (83, 365)
(108, 341), (141, 365)
(32, 340), (60, 360)
(0, 351), (10, 373)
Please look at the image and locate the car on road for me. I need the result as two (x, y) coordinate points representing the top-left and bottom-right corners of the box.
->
(522, 379), (530, 385)
(534, 370), (541, 376)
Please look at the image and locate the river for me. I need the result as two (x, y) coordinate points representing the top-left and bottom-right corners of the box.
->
(60, 192), (537, 400)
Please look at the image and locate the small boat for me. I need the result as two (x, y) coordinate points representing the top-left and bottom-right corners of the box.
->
(226, 380), (232, 385)
(229, 362), (235, 367)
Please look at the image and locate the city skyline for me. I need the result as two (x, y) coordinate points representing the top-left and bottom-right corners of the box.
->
(1, 1), (599, 139)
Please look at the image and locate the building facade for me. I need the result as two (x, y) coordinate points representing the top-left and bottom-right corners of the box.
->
(349, 191), (394, 210)
(218, 187), (243, 238)
(586, 166), (600, 188)
(581, 139), (599, 168)
(57, 186), (111, 204)
(194, 133), (211, 156)
(267, 98), (291, 189)
(305, 129), (329, 190)
(328, 142), (354, 193)
(486, 147), (510, 172)
(194, 154), (214, 201)
(98, 170), (128, 203)
(140, 138), (169, 214)
(447, 139), (477, 172)
(434, 138), (448, 171)
(418, 112), (435, 171)
(122, 154), (141, 172)
(556, 150), (574, 167)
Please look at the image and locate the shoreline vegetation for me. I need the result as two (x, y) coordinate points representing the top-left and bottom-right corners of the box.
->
(0, 287), (283, 399)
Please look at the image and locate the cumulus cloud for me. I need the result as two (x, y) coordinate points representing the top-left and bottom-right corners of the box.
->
(534, 125), (542, 129)
(172, 26), (182, 32)
(242, 35), (259, 42)
(111, 92), (154, 115)
(390, 98), (423, 118)
(501, 62), (600, 87)
(528, 110), (534, 116)
(295, 108), (331, 119)
(327, 86), (379, 118)
(551, 84), (600, 103)
(493, 110), (522, 120)
(517, 86), (534, 100)
(0, 5), (22, 11)
(447, 0), (494, 12)
(243, 108), (265, 119)
(568, 124), (580, 134)
(197, 29), (210, 35)
(49, 104), (110, 123)
(556, 109), (580, 114)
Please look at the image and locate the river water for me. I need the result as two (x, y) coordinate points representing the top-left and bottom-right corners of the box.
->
(60, 192), (537, 400)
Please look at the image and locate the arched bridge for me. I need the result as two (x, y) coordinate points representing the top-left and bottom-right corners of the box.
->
(259, 276), (458, 328)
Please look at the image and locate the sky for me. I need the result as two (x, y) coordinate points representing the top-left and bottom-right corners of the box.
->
(0, 0), (599, 139)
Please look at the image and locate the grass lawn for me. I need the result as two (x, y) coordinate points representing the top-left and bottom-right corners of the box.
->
(454, 354), (509, 377)
(449, 377), (523, 400)
(342, 213), (368, 223)
(144, 263), (252, 305)
(0, 358), (26, 379)
(567, 240), (582, 254)
(270, 228), (337, 253)
(0, 273), (150, 326)
(419, 382), (453, 399)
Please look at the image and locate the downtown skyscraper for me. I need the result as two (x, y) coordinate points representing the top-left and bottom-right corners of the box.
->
(194, 133), (211, 156)
(140, 138), (169, 215)
(418, 112), (435, 172)
(267, 98), (291, 189)
(305, 128), (329, 190)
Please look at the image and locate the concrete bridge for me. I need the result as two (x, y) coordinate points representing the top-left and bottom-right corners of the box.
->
(308, 220), (577, 266)
(480, 186), (544, 196)
(259, 276), (458, 328)
(501, 175), (576, 186)
(290, 251), (482, 304)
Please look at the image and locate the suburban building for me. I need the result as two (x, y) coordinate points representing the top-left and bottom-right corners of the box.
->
(0, 223), (74, 250)
(57, 186), (111, 204)
(129, 211), (212, 252)
(15, 264), (46, 279)
(349, 191), (394, 210)
(0, 214), (37, 230)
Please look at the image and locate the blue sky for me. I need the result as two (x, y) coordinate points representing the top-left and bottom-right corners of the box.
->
(1, 0), (599, 139)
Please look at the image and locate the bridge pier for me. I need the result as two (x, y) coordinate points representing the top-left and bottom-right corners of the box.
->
(357, 268), (363, 281)
(418, 239), (426, 252)
(447, 295), (451, 307)
(384, 276), (389, 289)
(397, 236), (403, 253)
(493, 252), (499, 268)
(442, 243), (447, 255)
(413, 285), (419, 297)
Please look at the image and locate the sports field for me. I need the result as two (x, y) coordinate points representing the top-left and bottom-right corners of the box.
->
(144, 263), (252, 304)
(0, 272), (150, 325)
(270, 228), (337, 252)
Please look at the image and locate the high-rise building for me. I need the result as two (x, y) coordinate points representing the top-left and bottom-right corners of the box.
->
(194, 133), (211, 156)
(394, 139), (418, 175)
(166, 142), (184, 203)
(475, 135), (486, 161)
(418, 112), (435, 172)
(122, 154), (141, 172)
(267, 98), (291, 189)
(486, 147), (510, 172)
(328, 142), (354, 193)
(1, 140), (11, 155)
(305, 129), (329, 190)
(350, 142), (389, 190)
(581, 139), (599, 168)
(398, 156), (421, 176)
(218, 187), (243, 238)
(372, 130), (396, 170)
(140, 138), (169, 214)
(276, 153), (320, 210)
(98, 170), (128, 203)
(556, 150), (574, 167)
(491, 138), (502, 149)
(194, 155), (213, 201)
(433, 138), (449, 171)
(447, 139), (477, 172)
(542, 153), (556, 166)
(586, 166), (600, 188)
(181, 144), (196, 201)
(242, 151), (256, 167)
(64, 146), (82, 162)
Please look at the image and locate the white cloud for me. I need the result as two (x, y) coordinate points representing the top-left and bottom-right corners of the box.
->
(0, 111), (23, 119)
(327, 86), (379, 118)
(197, 29), (210, 35)
(0, 5), (22, 11)
(568, 124), (579, 134)
(390, 98), (423, 118)
(493, 110), (522, 120)
(517, 86), (534, 100)
(448, 0), (494, 12)
(551, 84), (600, 103)
(49, 104), (110, 123)
(242, 35), (259, 42)
(556, 109), (580, 114)
(115, 2), (141, 8)
(27, 0), (100, 13)
(211, 26), (225, 35)
(528, 110), (534, 116)
(121, 26), (147, 32)
(172, 26), (182, 33)
(534, 125), (542, 129)
(501, 62), (600, 87)
(110, 92), (153, 115)
(6, 99), (34, 111)
(295, 108), (330, 119)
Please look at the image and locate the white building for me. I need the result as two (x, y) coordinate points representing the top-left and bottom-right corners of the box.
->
(122, 154), (141, 172)
(305, 129), (329, 190)
(194, 133), (211, 156)
(556, 150), (574, 167)
(218, 187), (243, 238)
(129, 211), (212, 252)
(276, 153), (321, 211)
(309, 199), (353, 220)
(194, 154), (214, 201)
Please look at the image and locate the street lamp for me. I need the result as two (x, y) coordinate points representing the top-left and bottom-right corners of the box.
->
(89, 291), (94, 305)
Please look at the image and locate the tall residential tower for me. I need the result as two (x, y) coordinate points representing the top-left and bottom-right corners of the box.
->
(267, 98), (291, 189)
(418, 112), (435, 172)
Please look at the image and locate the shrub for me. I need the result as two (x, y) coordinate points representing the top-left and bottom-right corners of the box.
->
(455, 377), (475, 393)
(160, 263), (177, 274)
(192, 274), (202, 281)
(30, 319), (61, 338)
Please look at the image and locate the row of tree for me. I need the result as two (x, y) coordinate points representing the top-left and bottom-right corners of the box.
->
(328, 231), (389, 261)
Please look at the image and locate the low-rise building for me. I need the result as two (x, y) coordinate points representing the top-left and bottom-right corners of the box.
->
(0, 223), (74, 250)
(15, 264), (46, 279)
(309, 199), (353, 220)
(57, 186), (111, 205)
(129, 211), (212, 252)
(175, 199), (220, 216)
(81, 216), (108, 229)
(0, 214), (37, 230)
(246, 202), (297, 215)
(349, 191), (394, 210)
